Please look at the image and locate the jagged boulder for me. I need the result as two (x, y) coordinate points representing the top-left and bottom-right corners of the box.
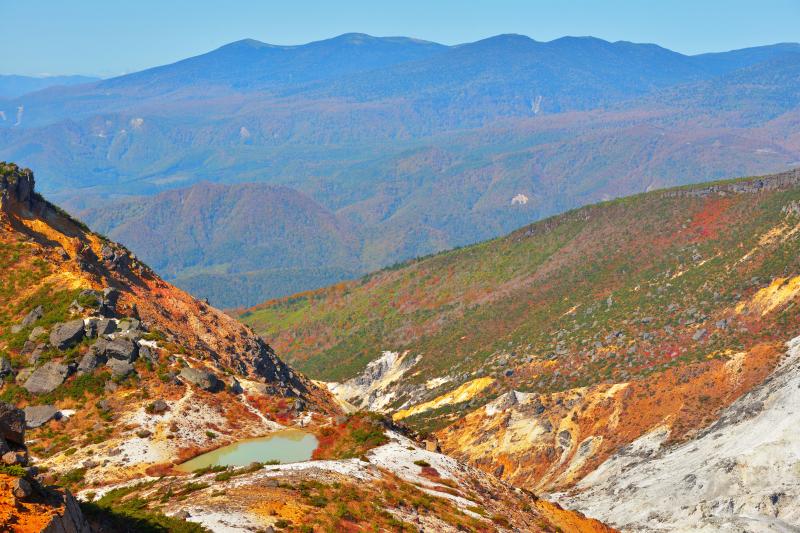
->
(23, 405), (59, 429)
(0, 402), (25, 447)
(28, 326), (47, 342)
(99, 287), (120, 317)
(84, 317), (115, 338)
(11, 477), (32, 499)
(139, 345), (156, 362)
(27, 344), (46, 365)
(104, 337), (138, 362)
(49, 320), (85, 350)
(21, 305), (43, 327)
(106, 358), (135, 378)
(23, 362), (73, 395)
(77, 353), (103, 374)
(149, 399), (169, 414)
(0, 357), (13, 378)
(179, 367), (221, 392)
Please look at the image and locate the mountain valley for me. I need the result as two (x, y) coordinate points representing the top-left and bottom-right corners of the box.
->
(0, 162), (608, 531)
(241, 167), (800, 530)
(3, 34), (800, 306)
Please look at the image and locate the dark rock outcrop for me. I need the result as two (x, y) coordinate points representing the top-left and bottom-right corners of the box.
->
(49, 320), (85, 350)
(179, 367), (222, 392)
(104, 337), (138, 362)
(21, 305), (44, 327)
(24, 361), (73, 395)
(0, 357), (13, 378)
(77, 353), (102, 374)
(106, 358), (135, 378)
(0, 402), (25, 446)
(24, 405), (60, 429)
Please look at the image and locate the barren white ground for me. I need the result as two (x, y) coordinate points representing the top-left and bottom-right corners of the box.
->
(557, 334), (800, 532)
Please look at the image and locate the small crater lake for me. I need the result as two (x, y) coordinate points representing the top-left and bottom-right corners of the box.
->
(176, 429), (318, 472)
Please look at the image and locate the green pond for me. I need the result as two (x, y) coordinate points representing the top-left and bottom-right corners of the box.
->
(176, 429), (318, 472)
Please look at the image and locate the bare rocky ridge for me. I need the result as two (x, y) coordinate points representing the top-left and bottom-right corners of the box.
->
(559, 334), (800, 531)
(0, 401), (90, 533)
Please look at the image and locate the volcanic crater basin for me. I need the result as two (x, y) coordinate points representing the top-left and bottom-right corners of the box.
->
(175, 430), (318, 472)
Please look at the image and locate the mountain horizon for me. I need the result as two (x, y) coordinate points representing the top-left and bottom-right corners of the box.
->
(3, 31), (800, 307)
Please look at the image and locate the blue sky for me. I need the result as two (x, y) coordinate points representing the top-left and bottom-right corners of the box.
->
(2, 0), (798, 77)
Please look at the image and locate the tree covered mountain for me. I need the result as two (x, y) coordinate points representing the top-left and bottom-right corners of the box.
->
(240, 167), (800, 529)
(2, 34), (800, 306)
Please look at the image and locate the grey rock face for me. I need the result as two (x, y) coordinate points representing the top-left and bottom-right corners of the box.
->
(77, 354), (103, 374)
(24, 405), (60, 429)
(104, 338), (138, 362)
(20, 305), (43, 327)
(139, 345), (156, 362)
(28, 326), (47, 342)
(100, 287), (120, 317)
(0, 357), (13, 378)
(27, 344), (46, 365)
(11, 477), (32, 499)
(229, 378), (244, 394)
(49, 320), (85, 350)
(179, 367), (221, 392)
(106, 358), (135, 378)
(149, 399), (169, 414)
(23, 361), (72, 394)
(0, 402), (25, 446)
(96, 318), (116, 336)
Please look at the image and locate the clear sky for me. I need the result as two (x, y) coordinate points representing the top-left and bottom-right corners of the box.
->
(2, 0), (798, 77)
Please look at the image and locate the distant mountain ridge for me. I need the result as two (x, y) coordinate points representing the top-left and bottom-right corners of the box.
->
(0, 74), (99, 99)
(2, 33), (800, 305)
(78, 181), (361, 307)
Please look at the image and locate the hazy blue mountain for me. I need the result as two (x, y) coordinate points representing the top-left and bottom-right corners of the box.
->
(2, 34), (800, 306)
(0, 74), (98, 99)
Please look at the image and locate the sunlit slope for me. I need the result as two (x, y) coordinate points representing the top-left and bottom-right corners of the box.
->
(241, 169), (800, 427)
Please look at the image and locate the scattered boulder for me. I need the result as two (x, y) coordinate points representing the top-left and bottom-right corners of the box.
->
(692, 328), (707, 341)
(77, 354), (102, 374)
(117, 319), (141, 333)
(0, 402), (25, 446)
(28, 326), (47, 342)
(11, 477), (32, 499)
(23, 361), (73, 395)
(179, 367), (221, 392)
(96, 318), (116, 336)
(26, 343), (46, 365)
(229, 378), (244, 394)
(20, 306), (43, 327)
(139, 345), (156, 363)
(100, 288), (120, 317)
(106, 359), (135, 378)
(49, 320), (85, 350)
(135, 429), (152, 438)
(24, 405), (60, 429)
(104, 338), (138, 362)
(2, 450), (27, 465)
(0, 357), (13, 378)
(89, 338), (109, 357)
(15, 368), (33, 385)
(149, 399), (169, 414)
(20, 341), (36, 355)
